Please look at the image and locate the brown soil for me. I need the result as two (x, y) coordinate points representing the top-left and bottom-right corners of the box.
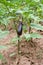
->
(0, 30), (43, 65)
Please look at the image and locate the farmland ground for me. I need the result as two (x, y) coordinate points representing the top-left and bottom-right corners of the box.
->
(0, 29), (43, 65)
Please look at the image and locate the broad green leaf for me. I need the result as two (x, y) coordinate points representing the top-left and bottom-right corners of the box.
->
(0, 30), (9, 39)
(0, 18), (9, 26)
(29, 14), (40, 21)
(31, 23), (43, 31)
(30, 33), (43, 38)
(24, 33), (31, 41)
(23, 33), (43, 41)
(23, 25), (27, 33)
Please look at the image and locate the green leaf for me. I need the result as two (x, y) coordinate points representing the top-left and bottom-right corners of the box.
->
(30, 33), (43, 38)
(0, 45), (8, 50)
(23, 33), (43, 41)
(0, 30), (9, 39)
(7, 16), (15, 20)
(24, 33), (31, 41)
(31, 23), (43, 31)
(0, 18), (9, 26)
(23, 25), (27, 33)
(33, 0), (40, 2)
(0, 53), (4, 59)
(1, 18), (9, 26)
(11, 36), (19, 42)
(11, 36), (22, 43)
(29, 14), (40, 21)
(15, 9), (23, 14)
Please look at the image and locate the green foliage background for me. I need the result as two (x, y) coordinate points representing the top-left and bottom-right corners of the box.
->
(0, 0), (43, 59)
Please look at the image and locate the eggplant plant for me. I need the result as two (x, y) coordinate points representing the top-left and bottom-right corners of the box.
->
(0, 0), (43, 64)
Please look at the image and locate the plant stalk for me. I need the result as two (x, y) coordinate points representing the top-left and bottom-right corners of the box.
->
(17, 36), (20, 65)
